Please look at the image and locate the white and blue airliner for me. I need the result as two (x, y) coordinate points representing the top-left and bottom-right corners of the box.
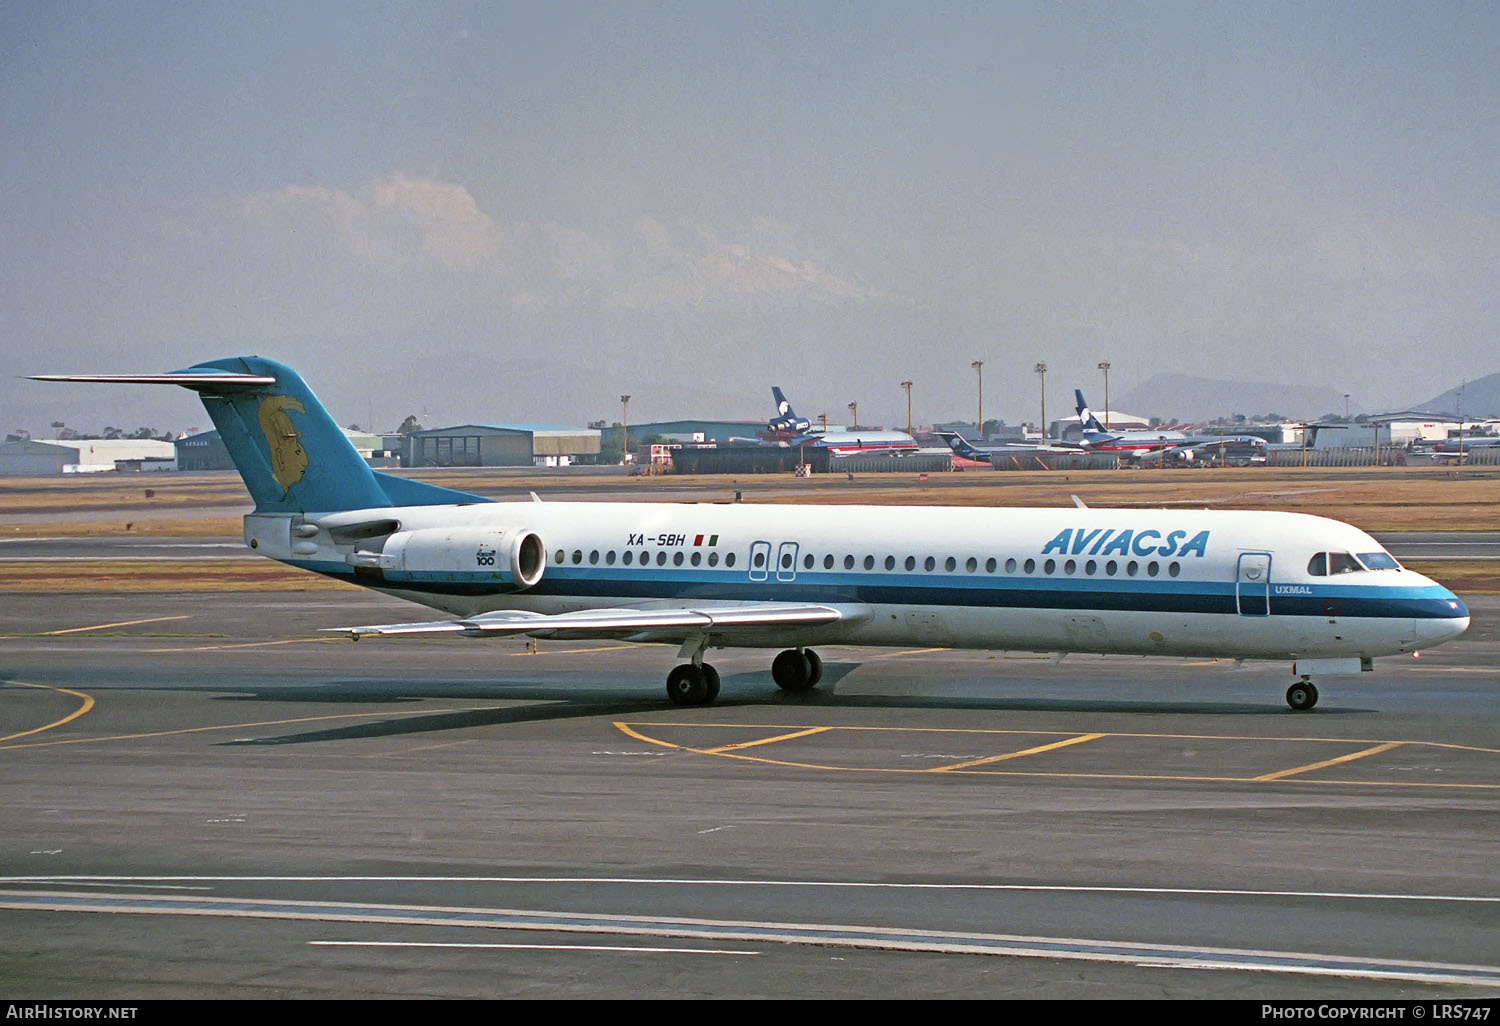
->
(34, 357), (1470, 710)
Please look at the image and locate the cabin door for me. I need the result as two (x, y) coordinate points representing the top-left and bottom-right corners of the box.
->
(775, 541), (800, 582)
(748, 540), (772, 582)
(1236, 552), (1272, 616)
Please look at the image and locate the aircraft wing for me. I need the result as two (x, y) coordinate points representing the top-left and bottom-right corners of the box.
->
(327, 602), (861, 642)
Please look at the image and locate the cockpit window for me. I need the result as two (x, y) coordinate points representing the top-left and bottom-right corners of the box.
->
(1358, 551), (1401, 571)
(1307, 553), (1327, 577)
(1328, 551), (1362, 575)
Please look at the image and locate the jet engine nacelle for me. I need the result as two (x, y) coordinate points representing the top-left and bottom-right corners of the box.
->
(359, 526), (546, 592)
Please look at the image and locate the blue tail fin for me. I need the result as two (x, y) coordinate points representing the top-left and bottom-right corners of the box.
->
(1075, 389), (1106, 433)
(932, 431), (981, 460)
(34, 356), (489, 514)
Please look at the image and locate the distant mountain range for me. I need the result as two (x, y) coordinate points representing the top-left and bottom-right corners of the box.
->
(1417, 371), (1500, 419)
(1111, 371), (1500, 424)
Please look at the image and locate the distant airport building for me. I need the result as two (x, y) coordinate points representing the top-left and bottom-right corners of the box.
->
(0, 437), (176, 476)
(1055, 410), (1151, 443)
(601, 420), (765, 454)
(1305, 413), (1456, 450)
(404, 424), (601, 468)
(175, 430), (233, 471)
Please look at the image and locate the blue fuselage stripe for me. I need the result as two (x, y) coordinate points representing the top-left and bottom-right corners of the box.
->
(294, 561), (1464, 621)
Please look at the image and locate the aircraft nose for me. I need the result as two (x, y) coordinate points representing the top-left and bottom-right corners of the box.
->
(1413, 595), (1470, 645)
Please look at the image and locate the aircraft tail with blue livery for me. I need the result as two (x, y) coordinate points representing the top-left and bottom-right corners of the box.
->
(32, 355), (488, 514)
(1075, 389), (1107, 434)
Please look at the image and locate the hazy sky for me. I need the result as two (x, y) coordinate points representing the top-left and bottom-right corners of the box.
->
(4, 1), (1497, 435)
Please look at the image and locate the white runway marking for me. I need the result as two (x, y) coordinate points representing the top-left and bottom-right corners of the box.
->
(4, 873), (1498, 904)
(1, 885), (1494, 987)
(310, 940), (758, 955)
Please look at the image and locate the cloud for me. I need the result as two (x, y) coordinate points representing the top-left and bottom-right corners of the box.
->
(234, 174), (502, 272)
(201, 177), (877, 312)
(607, 216), (877, 310)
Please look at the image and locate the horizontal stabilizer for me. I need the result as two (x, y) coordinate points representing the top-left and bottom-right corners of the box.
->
(28, 372), (276, 390)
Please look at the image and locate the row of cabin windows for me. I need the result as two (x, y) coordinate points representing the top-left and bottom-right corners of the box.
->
(553, 547), (1182, 579)
(555, 548), (737, 568)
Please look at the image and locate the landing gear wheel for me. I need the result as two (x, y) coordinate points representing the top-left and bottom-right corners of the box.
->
(771, 649), (815, 692)
(702, 663), (721, 703)
(1286, 680), (1319, 711)
(803, 648), (823, 686)
(666, 663), (712, 706)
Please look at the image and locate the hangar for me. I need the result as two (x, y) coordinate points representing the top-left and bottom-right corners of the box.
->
(404, 424), (601, 468)
(0, 437), (176, 475)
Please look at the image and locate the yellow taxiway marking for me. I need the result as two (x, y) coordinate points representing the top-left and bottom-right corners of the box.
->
(935, 732), (1105, 772)
(0, 704), (517, 751)
(872, 647), (950, 659)
(617, 721), (1500, 754)
(0, 682), (94, 743)
(44, 615), (192, 636)
(140, 638), (345, 653)
(703, 726), (833, 755)
(613, 722), (1499, 789)
(1254, 741), (1407, 782)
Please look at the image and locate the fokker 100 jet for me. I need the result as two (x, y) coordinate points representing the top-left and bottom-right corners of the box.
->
(34, 358), (1469, 710)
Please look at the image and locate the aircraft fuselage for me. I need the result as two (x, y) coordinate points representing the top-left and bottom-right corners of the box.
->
(247, 501), (1468, 663)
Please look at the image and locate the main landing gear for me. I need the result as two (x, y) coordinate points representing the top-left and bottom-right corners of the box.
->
(663, 647), (824, 707)
(771, 647), (822, 692)
(665, 662), (720, 706)
(1286, 679), (1319, 711)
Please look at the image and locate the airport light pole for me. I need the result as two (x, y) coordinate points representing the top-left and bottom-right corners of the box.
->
(1097, 361), (1111, 430)
(620, 394), (631, 463)
(1034, 362), (1047, 443)
(900, 380), (913, 435)
(971, 360), (984, 437)
(847, 401), (858, 430)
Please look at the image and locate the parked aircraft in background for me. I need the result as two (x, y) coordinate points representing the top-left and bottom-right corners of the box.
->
(931, 430), (1082, 461)
(1133, 435), (1269, 466)
(34, 359), (1469, 711)
(766, 387), (919, 455)
(1074, 391), (1269, 466)
(768, 387), (811, 435)
(1074, 389), (1187, 453)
